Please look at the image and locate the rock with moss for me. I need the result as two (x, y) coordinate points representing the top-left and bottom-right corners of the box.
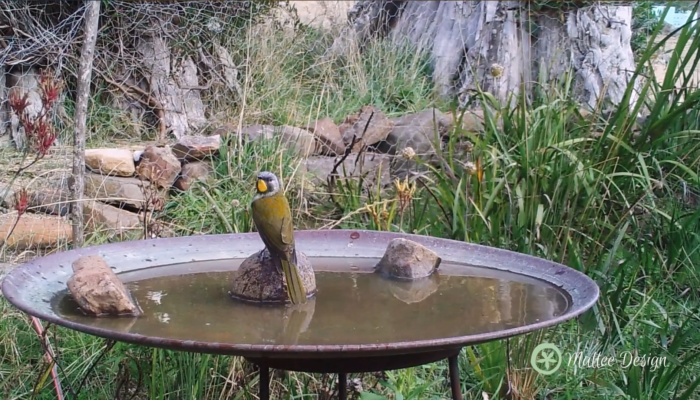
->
(229, 248), (316, 304)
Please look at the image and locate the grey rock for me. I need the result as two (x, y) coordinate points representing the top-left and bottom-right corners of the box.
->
(174, 161), (213, 191)
(135, 145), (181, 188)
(375, 238), (441, 279)
(303, 152), (392, 190)
(172, 135), (221, 161)
(67, 255), (142, 317)
(83, 200), (142, 236)
(84, 173), (166, 210)
(0, 262), (14, 288)
(229, 248), (316, 304)
(306, 117), (346, 156)
(339, 105), (394, 152)
(375, 108), (454, 178)
(0, 188), (15, 210)
(238, 124), (317, 157)
(28, 187), (70, 216)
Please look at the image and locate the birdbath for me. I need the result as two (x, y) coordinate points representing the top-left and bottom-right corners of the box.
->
(1, 230), (599, 400)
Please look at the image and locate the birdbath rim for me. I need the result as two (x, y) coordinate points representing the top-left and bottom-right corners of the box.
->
(1, 229), (599, 358)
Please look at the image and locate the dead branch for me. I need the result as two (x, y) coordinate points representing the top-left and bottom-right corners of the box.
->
(70, 0), (101, 248)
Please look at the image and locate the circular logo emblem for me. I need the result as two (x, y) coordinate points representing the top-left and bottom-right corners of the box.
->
(530, 343), (562, 375)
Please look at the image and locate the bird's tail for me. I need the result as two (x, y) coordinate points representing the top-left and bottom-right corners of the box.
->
(280, 257), (307, 305)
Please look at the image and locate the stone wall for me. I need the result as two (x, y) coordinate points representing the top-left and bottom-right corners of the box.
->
(0, 105), (484, 251)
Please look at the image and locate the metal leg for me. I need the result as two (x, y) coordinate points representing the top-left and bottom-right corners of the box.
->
(338, 373), (347, 400)
(259, 365), (270, 400)
(448, 355), (463, 400)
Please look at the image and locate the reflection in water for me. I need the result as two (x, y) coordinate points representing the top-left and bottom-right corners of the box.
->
(53, 258), (570, 347)
(388, 274), (440, 304)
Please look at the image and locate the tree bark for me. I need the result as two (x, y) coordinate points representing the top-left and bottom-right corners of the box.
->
(329, 1), (639, 112)
(135, 31), (207, 140)
(70, 1), (100, 248)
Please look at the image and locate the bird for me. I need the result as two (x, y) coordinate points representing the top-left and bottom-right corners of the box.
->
(250, 171), (307, 305)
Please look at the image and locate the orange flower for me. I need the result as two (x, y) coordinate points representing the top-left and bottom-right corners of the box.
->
(33, 119), (56, 156)
(8, 90), (29, 115)
(39, 70), (63, 108)
(14, 188), (29, 215)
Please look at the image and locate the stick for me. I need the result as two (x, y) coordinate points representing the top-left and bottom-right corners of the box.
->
(327, 111), (374, 194)
(70, 0), (101, 248)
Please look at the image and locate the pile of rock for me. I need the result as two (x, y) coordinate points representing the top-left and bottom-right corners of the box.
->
(0, 135), (221, 249)
(228, 105), (484, 190)
(79, 135), (221, 238)
(0, 105), (484, 250)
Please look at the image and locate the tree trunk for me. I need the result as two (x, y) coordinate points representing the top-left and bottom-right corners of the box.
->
(70, 0), (100, 248)
(135, 30), (207, 141)
(328, 1), (640, 112)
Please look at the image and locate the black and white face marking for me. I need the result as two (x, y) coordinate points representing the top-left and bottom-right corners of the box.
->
(254, 171), (281, 200)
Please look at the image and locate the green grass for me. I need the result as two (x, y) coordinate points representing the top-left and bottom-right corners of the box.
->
(3, 2), (700, 400)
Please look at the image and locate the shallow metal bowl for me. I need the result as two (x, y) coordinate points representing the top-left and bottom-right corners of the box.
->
(1, 230), (599, 362)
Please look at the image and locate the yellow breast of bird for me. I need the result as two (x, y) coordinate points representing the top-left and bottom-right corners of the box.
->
(253, 194), (289, 222)
(252, 192), (294, 247)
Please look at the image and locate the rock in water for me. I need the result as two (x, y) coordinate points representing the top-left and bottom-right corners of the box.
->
(66, 255), (141, 317)
(229, 248), (316, 304)
(375, 238), (441, 279)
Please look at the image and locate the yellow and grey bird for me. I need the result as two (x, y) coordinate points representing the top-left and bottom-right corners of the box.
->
(251, 171), (307, 305)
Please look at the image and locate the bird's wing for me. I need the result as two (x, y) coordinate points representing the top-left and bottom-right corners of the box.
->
(252, 197), (294, 258)
(280, 215), (294, 246)
(251, 199), (276, 249)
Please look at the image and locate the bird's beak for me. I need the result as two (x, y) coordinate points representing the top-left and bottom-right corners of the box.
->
(256, 179), (268, 193)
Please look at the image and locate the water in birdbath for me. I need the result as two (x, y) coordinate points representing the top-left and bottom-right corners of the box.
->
(51, 257), (570, 346)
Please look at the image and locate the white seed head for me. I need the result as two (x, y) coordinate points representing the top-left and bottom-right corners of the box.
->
(490, 63), (504, 78)
(464, 161), (477, 175)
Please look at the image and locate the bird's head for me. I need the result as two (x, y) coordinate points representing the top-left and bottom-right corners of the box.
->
(253, 171), (281, 200)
